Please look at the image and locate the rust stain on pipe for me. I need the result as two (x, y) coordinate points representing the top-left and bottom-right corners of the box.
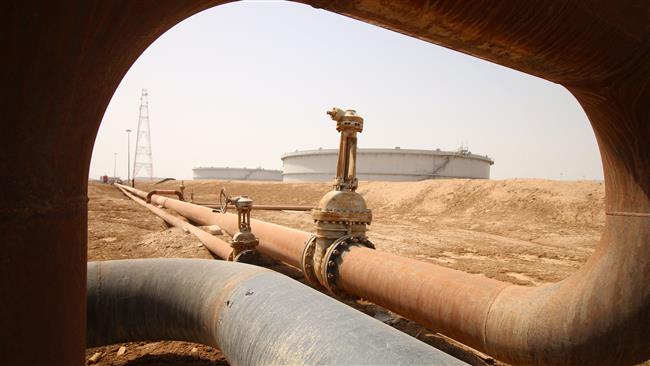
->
(335, 246), (509, 349)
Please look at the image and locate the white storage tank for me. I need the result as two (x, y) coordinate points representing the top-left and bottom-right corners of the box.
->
(281, 148), (493, 182)
(193, 167), (282, 181)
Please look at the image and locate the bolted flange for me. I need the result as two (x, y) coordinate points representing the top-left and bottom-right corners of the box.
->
(301, 235), (319, 286)
(319, 235), (375, 299)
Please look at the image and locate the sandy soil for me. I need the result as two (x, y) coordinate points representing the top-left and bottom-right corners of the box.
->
(86, 178), (606, 365)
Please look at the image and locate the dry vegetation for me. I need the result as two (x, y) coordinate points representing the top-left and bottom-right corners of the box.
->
(86, 178), (605, 365)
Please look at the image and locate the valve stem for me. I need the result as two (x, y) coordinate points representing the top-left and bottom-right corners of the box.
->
(327, 108), (364, 192)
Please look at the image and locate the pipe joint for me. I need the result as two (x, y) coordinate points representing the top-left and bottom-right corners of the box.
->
(302, 234), (375, 298)
(301, 235), (319, 286)
(322, 235), (374, 298)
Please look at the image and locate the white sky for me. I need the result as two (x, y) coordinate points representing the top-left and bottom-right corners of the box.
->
(90, 1), (603, 181)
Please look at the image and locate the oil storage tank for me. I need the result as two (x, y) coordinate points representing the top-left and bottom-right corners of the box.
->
(193, 167), (282, 181)
(281, 147), (493, 182)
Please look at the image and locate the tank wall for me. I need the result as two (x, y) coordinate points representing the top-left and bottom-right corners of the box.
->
(193, 168), (282, 181)
(282, 153), (338, 180)
(282, 150), (491, 182)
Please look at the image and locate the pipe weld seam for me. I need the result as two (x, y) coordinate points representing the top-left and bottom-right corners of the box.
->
(482, 283), (512, 351)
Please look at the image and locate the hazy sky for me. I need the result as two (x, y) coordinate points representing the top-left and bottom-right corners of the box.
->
(90, 1), (603, 181)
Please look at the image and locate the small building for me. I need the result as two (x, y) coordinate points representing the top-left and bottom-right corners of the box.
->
(192, 167), (282, 181)
(281, 147), (493, 182)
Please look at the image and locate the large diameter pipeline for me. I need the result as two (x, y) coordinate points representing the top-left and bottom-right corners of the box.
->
(116, 184), (308, 267)
(87, 259), (465, 365)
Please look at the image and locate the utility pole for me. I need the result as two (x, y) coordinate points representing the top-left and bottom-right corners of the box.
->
(126, 129), (132, 182)
(113, 152), (117, 179)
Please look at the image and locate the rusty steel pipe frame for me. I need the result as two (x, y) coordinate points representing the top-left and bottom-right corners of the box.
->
(116, 185), (232, 259)
(3, 1), (649, 365)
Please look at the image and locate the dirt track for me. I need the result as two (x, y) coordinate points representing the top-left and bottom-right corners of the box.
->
(86, 178), (605, 365)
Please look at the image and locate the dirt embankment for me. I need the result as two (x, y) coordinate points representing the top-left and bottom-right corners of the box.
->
(86, 178), (605, 365)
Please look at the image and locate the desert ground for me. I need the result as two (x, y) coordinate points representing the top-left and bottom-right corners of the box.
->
(86, 178), (606, 365)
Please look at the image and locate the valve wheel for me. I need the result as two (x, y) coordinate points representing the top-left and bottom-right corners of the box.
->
(219, 187), (229, 214)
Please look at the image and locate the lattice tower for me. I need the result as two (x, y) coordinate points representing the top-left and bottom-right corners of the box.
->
(133, 89), (154, 179)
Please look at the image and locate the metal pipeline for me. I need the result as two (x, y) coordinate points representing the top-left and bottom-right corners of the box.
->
(87, 259), (465, 365)
(116, 180), (650, 365)
(116, 183), (308, 268)
(195, 202), (314, 211)
(116, 185), (232, 259)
